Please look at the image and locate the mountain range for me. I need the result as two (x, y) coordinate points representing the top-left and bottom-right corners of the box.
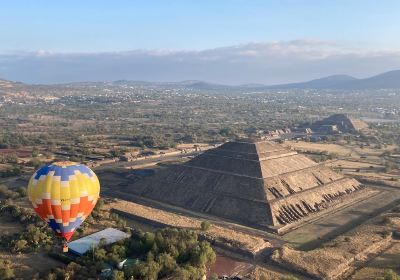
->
(267, 70), (400, 90)
(116, 70), (400, 90)
(1, 70), (400, 91)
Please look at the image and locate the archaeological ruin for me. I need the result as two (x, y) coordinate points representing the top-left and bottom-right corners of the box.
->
(131, 140), (367, 233)
(310, 114), (369, 134)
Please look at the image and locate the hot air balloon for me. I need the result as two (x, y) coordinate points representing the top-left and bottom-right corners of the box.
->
(27, 161), (100, 251)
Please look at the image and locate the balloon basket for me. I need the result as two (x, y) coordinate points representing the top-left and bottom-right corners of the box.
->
(63, 244), (69, 253)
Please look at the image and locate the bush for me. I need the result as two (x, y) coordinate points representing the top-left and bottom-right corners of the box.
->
(17, 187), (27, 197)
(384, 269), (400, 280)
(0, 165), (21, 178)
(392, 231), (400, 239)
(200, 221), (211, 231)
(9, 224), (53, 252)
(0, 185), (19, 199)
(28, 158), (42, 169)
(382, 216), (392, 225)
(123, 228), (215, 279)
(0, 260), (14, 279)
(12, 239), (28, 253)
(280, 275), (298, 280)
(210, 273), (219, 280)
(112, 270), (125, 280)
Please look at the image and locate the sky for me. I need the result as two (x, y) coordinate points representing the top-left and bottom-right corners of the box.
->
(1, 0), (400, 84)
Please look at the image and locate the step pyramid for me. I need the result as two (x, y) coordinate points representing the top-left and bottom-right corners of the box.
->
(131, 140), (364, 231)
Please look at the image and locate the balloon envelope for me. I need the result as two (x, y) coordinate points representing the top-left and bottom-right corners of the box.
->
(28, 161), (100, 241)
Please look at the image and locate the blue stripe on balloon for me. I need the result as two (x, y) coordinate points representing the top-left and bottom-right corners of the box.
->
(48, 217), (84, 234)
(33, 164), (93, 181)
(48, 218), (61, 232)
(34, 165), (51, 180)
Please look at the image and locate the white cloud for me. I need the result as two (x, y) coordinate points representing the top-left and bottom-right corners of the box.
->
(1, 40), (400, 84)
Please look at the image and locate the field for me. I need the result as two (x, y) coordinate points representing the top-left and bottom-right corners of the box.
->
(2, 137), (400, 279)
(0, 216), (23, 235)
(90, 138), (400, 279)
(0, 251), (63, 279)
(350, 241), (400, 280)
(1, 80), (400, 278)
(285, 141), (354, 156)
(106, 198), (271, 255)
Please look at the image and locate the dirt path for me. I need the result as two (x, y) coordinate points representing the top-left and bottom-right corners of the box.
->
(103, 190), (285, 247)
(283, 185), (400, 250)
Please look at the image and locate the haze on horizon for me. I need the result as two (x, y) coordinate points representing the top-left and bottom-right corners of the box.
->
(1, 0), (400, 85)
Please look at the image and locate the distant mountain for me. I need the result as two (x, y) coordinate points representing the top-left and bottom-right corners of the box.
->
(346, 70), (400, 89)
(0, 78), (25, 91)
(177, 70), (400, 90)
(268, 75), (357, 89)
(269, 70), (400, 89)
(2, 69), (400, 91)
(110, 80), (233, 90)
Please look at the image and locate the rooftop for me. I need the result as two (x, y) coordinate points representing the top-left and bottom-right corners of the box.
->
(68, 228), (130, 256)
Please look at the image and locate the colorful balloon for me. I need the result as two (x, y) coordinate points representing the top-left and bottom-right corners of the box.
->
(27, 161), (100, 241)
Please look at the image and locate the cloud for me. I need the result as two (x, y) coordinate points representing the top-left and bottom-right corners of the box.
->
(1, 40), (400, 85)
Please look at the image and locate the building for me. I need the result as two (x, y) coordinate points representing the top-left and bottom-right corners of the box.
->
(68, 228), (130, 256)
(310, 114), (368, 134)
(131, 140), (366, 233)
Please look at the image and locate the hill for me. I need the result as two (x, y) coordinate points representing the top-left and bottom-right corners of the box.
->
(269, 70), (400, 89)
(0, 78), (22, 89)
(3, 69), (400, 90)
(268, 75), (357, 89)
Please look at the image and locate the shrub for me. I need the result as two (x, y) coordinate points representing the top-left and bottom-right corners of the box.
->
(384, 269), (400, 280)
(112, 270), (125, 280)
(210, 273), (219, 280)
(12, 239), (28, 253)
(200, 221), (211, 231)
(17, 187), (27, 197)
(0, 260), (14, 279)
(280, 275), (298, 280)
(0, 185), (19, 199)
(382, 216), (392, 225)
(28, 158), (42, 169)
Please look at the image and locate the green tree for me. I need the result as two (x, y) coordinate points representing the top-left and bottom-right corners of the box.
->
(200, 221), (211, 231)
(384, 269), (400, 280)
(107, 244), (127, 264)
(210, 273), (219, 280)
(125, 260), (160, 280)
(32, 148), (39, 158)
(17, 187), (27, 197)
(112, 270), (125, 280)
(157, 253), (177, 278)
(46, 272), (57, 280)
(191, 241), (216, 268)
(173, 265), (203, 280)
(94, 248), (107, 262)
(12, 239), (28, 253)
